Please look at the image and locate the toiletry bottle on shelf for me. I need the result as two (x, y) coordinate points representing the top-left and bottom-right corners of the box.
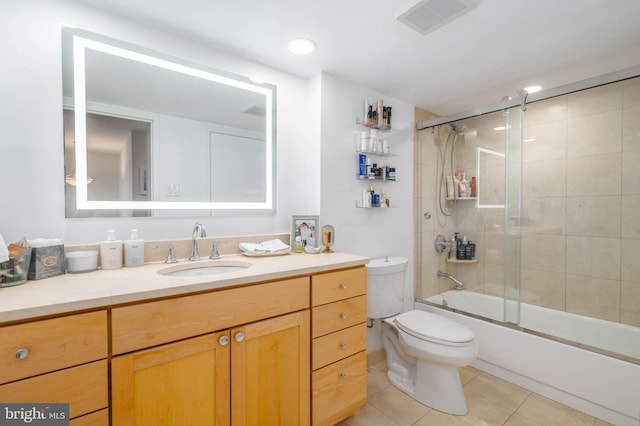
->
(100, 230), (122, 270)
(459, 173), (469, 197)
(293, 236), (303, 253)
(448, 234), (457, 259)
(124, 229), (144, 267)
(457, 236), (468, 260)
(470, 176), (477, 197)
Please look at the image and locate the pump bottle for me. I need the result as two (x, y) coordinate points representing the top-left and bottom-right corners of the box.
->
(124, 229), (145, 267)
(100, 230), (122, 270)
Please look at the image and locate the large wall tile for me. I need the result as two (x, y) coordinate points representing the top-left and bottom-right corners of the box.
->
(568, 110), (622, 157)
(568, 83), (622, 118)
(622, 106), (640, 152)
(521, 197), (566, 235)
(621, 238), (640, 283)
(566, 196), (621, 238)
(566, 275), (621, 322)
(621, 195), (640, 238)
(520, 269), (566, 310)
(523, 158), (566, 197)
(621, 149), (640, 194)
(523, 121), (567, 162)
(566, 236), (621, 280)
(520, 233), (566, 273)
(566, 152), (621, 197)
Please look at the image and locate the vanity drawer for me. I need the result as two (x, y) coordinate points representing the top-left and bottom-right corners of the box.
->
(112, 276), (310, 354)
(311, 295), (366, 338)
(312, 323), (366, 370)
(0, 360), (108, 419)
(312, 351), (367, 426)
(311, 267), (366, 306)
(0, 311), (108, 384)
(70, 409), (109, 426)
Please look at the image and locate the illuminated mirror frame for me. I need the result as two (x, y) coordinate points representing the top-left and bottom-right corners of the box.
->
(475, 147), (505, 209)
(69, 30), (275, 211)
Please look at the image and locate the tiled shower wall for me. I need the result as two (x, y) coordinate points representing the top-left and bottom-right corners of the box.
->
(415, 76), (640, 327)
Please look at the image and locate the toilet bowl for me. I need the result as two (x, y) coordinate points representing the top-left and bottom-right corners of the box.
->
(366, 257), (478, 415)
(383, 310), (478, 415)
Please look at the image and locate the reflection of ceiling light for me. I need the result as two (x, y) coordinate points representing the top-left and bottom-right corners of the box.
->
(494, 126), (506, 131)
(288, 38), (316, 55)
(523, 85), (542, 94)
(65, 170), (95, 186)
(523, 138), (536, 143)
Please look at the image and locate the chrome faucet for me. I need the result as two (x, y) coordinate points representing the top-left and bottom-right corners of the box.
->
(210, 240), (227, 259)
(190, 222), (207, 261)
(437, 270), (464, 290)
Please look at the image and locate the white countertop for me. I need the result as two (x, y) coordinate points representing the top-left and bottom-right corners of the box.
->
(0, 252), (369, 323)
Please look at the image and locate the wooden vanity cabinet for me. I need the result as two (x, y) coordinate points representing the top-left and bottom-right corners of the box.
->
(310, 267), (368, 426)
(0, 311), (109, 424)
(110, 277), (310, 426)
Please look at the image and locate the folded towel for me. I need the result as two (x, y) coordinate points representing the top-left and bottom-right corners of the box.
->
(239, 239), (290, 254)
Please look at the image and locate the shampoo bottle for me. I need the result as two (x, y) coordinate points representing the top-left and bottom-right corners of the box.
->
(124, 229), (145, 267)
(100, 230), (122, 270)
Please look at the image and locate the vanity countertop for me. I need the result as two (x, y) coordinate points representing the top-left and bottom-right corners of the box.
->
(0, 252), (369, 324)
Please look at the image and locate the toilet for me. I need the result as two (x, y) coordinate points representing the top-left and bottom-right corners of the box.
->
(366, 257), (478, 415)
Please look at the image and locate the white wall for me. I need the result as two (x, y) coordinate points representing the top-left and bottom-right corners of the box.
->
(318, 72), (415, 350)
(0, 0), (313, 244)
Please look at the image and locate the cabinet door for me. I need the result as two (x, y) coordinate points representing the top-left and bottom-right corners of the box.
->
(111, 332), (230, 426)
(231, 310), (310, 426)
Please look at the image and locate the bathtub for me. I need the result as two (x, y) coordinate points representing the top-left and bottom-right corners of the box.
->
(417, 290), (640, 426)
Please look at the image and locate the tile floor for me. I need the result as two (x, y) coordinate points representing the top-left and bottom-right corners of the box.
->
(338, 359), (613, 426)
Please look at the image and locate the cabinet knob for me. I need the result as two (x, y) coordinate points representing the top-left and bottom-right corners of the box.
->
(340, 343), (347, 350)
(340, 313), (347, 320)
(340, 373), (348, 380)
(219, 335), (229, 346)
(234, 332), (245, 343)
(340, 283), (347, 289)
(15, 348), (29, 360)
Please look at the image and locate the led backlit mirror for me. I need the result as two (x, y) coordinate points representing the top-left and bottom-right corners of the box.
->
(62, 28), (276, 217)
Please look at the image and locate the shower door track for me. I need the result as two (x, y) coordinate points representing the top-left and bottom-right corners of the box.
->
(416, 64), (640, 130)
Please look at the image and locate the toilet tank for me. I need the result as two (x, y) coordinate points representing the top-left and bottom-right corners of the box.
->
(366, 257), (408, 319)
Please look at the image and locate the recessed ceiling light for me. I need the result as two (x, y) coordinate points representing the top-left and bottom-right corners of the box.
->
(288, 38), (316, 55)
(523, 85), (542, 94)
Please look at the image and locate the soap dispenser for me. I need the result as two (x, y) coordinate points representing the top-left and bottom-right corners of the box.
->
(124, 229), (145, 267)
(100, 230), (122, 270)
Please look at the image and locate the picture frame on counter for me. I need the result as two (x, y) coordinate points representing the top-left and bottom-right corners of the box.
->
(290, 215), (319, 248)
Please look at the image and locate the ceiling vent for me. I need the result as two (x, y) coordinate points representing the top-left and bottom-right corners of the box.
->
(397, 0), (479, 35)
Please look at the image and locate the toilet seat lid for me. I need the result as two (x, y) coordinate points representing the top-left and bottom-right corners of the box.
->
(394, 310), (475, 345)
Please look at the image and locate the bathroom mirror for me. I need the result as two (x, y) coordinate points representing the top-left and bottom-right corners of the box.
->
(476, 147), (505, 209)
(62, 28), (276, 216)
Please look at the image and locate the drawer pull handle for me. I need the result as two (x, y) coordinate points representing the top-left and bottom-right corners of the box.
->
(340, 313), (347, 320)
(234, 332), (245, 343)
(219, 335), (229, 346)
(340, 343), (347, 349)
(340, 283), (347, 289)
(15, 348), (29, 360)
(340, 373), (348, 380)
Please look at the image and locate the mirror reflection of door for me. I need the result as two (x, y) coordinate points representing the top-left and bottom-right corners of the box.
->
(64, 109), (151, 217)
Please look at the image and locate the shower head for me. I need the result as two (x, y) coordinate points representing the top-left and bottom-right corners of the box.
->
(450, 123), (466, 133)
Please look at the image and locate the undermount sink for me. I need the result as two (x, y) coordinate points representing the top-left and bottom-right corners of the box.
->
(158, 260), (251, 277)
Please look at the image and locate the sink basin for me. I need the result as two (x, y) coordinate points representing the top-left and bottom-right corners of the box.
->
(158, 260), (251, 277)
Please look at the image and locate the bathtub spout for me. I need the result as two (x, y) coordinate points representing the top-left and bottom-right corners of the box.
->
(437, 270), (464, 290)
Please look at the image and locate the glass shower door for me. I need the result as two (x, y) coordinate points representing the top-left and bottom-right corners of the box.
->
(503, 105), (523, 326)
